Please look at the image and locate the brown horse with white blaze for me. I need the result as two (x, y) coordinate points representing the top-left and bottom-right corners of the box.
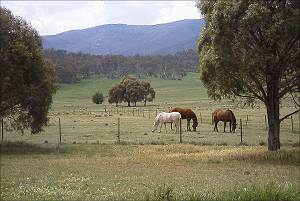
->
(170, 107), (198, 131)
(212, 109), (236, 133)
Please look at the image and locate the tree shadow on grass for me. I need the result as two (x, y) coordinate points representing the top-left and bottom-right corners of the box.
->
(0, 141), (65, 155)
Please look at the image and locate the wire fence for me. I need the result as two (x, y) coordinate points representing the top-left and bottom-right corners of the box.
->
(1, 107), (299, 146)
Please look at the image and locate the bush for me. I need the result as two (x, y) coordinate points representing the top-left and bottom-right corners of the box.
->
(92, 92), (104, 104)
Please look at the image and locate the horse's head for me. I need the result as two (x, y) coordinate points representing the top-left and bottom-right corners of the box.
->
(192, 118), (198, 132)
(151, 114), (160, 132)
(232, 122), (237, 133)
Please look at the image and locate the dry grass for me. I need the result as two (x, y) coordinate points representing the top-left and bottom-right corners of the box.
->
(1, 143), (299, 200)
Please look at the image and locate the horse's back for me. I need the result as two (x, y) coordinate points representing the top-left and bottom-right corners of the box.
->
(213, 109), (235, 121)
(161, 112), (180, 123)
(170, 108), (195, 119)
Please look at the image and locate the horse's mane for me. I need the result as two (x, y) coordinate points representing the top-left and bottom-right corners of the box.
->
(227, 110), (236, 123)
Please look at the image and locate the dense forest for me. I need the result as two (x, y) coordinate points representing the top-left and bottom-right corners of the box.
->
(44, 49), (199, 83)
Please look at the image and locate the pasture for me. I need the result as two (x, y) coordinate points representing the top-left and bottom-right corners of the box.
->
(1, 73), (300, 200)
(2, 73), (299, 146)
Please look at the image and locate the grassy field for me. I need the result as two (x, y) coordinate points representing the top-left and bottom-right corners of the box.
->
(2, 73), (299, 146)
(1, 73), (299, 200)
(1, 142), (299, 200)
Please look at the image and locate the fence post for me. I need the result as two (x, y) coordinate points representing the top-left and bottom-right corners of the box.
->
(1, 119), (4, 142)
(240, 119), (243, 144)
(264, 115), (267, 130)
(132, 108), (135, 116)
(179, 118), (182, 143)
(105, 106), (107, 113)
(291, 116), (294, 132)
(58, 117), (62, 144)
(117, 118), (120, 143)
(246, 115), (249, 126)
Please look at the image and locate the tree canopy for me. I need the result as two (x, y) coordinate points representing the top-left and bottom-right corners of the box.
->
(0, 7), (57, 133)
(197, 0), (299, 150)
(108, 77), (155, 107)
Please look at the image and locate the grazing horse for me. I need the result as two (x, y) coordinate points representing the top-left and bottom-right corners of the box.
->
(170, 108), (198, 131)
(151, 112), (181, 133)
(212, 109), (236, 133)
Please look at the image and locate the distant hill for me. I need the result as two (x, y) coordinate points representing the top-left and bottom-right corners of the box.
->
(42, 19), (205, 56)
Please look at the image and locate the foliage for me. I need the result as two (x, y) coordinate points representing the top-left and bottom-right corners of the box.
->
(92, 92), (104, 104)
(0, 7), (57, 134)
(108, 76), (156, 106)
(108, 85), (125, 106)
(197, 0), (300, 150)
(44, 49), (199, 83)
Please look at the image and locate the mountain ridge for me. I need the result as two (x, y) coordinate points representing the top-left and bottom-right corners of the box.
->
(42, 19), (205, 56)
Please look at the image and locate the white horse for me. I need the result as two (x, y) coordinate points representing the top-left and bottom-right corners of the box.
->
(151, 112), (181, 133)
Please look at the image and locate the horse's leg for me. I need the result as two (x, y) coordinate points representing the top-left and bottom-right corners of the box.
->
(187, 119), (191, 131)
(214, 121), (218, 132)
(159, 122), (162, 133)
(175, 120), (179, 134)
(164, 123), (167, 133)
(214, 121), (216, 131)
(229, 122), (232, 133)
(224, 122), (226, 133)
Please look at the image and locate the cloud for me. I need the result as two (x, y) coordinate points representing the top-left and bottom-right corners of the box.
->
(1, 1), (201, 35)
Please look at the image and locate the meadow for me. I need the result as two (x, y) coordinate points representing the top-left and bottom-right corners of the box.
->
(1, 73), (300, 200)
(2, 73), (299, 146)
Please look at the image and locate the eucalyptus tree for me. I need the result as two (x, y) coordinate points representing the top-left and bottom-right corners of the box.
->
(197, 0), (299, 150)
(0, 8), (57, 133)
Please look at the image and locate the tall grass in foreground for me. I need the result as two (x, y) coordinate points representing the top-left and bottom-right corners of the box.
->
(145, 183), (300, 201)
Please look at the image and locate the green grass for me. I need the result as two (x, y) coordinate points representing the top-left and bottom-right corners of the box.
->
(1, 73), (299, 200)
(145, 183), (300, 201)
(2, 73), (299, 146)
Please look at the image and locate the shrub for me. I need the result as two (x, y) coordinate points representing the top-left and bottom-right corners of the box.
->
(259, 141), (266, 146)
(92, 92), (104, 104)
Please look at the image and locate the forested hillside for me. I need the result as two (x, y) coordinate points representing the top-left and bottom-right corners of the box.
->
(44, 49), (199, 83)
(42, 19), (205, 55)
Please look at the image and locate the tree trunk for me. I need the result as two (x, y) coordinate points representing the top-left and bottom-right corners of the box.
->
(144, 98), (147, 106)
(266, 103), (280, 151)
(127, 101), (130, 107)
(134, 102), (136, 107)
(265, 74), (280, 151)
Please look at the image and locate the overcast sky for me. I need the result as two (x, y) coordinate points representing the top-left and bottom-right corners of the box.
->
(1, 1), (201, 36)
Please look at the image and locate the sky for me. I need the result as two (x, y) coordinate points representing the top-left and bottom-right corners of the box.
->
(1, 1), (202, 36)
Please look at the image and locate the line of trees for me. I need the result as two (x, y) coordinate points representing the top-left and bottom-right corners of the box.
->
(108, 77), (155, 107)
(44, 48), (199, 83)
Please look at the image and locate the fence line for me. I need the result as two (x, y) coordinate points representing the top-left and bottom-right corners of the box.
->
(2, 108), (299, 145)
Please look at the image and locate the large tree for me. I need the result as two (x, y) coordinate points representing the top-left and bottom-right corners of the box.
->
(0, 8), (57, 133)
(197, 0), (299, 150)
(121, 77), (146, 107)
(141, 81), (156, 106)
(108, 85), (125, 107)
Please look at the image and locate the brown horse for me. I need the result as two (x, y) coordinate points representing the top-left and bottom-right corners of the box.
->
(212, 109), (236, 133)
(170, 107), (198, 131)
